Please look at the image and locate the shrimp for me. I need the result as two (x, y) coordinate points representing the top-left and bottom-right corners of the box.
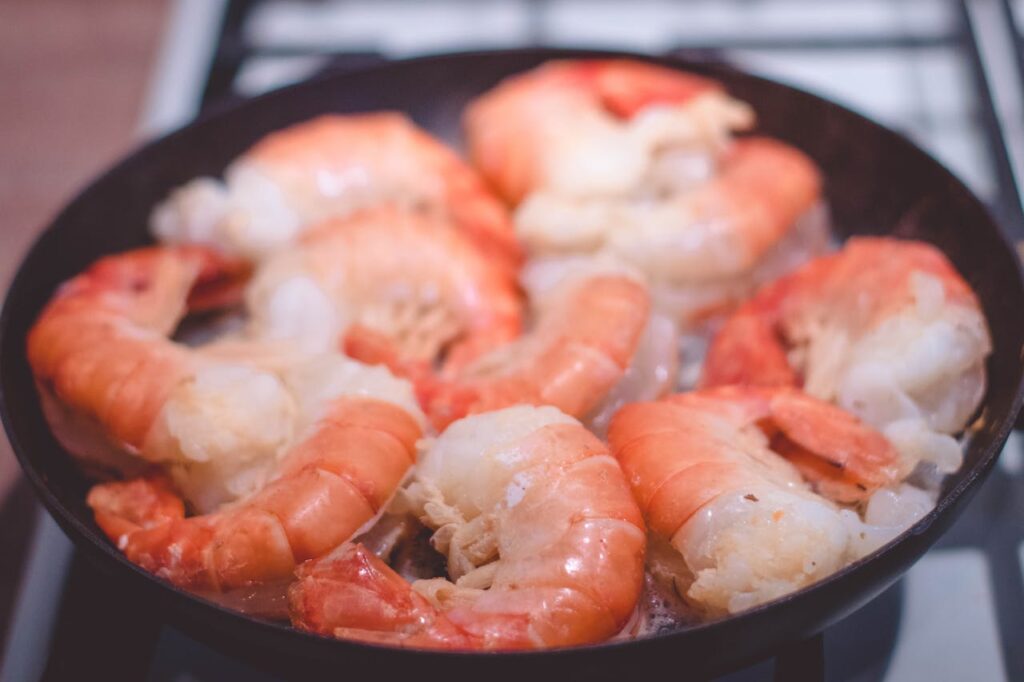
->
(466, 59), (754, 204)
(465, 60), (826, 323)
(519, 256), (679, 436)
(27, 245), (425, 514)
(288, 405), (646, 649)
(152, 113), (521, 268)
(244, 208), (523, 371)
(609, 386), (902, 616)
(701, 237), (992, 475)
(87, 387), (422, 593)
(409, 272), (651, 429)
(27, 246), (249, 480)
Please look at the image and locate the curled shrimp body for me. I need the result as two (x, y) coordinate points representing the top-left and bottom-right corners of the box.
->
(88, 388), (422, 593)
(27, 245), (425, 515)
(27, 246), (249, 482)
(413, 272), (651, 429)
(245, 208), (523, 371)
(519, 257), (679, 435)
(701, 237), (992, 474)
(289, 405), (646, 649)
(465, 60), (825, 323)
(153, 113), (520, 268)
(609, 386), (901, 615)
(466, 59), (754, 204)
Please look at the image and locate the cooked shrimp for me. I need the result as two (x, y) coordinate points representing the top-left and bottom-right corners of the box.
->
(152, 113), (520, 268)
(414, 273), (650, 429)
(88, 386), (422, 592)
(466, 59), (754, 203)
(701, 237), (992, 474)
(519, 256), (678, 435)
(466, 60), (826, 323)
(27, 246), (248, 479)
(27, 245), (424, 514)
(609, 386), (902, 615)
(289, 405), (646, 649)
(245, 208), (522, 371)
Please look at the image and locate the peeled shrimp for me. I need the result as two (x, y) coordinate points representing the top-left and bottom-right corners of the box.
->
(701, 237), (992, 474)
(466, 59), (754, 203)
(245, 208), (522, 371)
(88, 388), (422, 592)
(609, 386), (901, 615)
(153, 113), (520, 267)
(289, 405), (646, 649)
(519, 256), (679, 436)
(408, 273), (651, 429)
(516, 138), (824, 279)
(27, 246), (249, 481)
(465, 60), (826, 323)
(27, 245), (424, 515)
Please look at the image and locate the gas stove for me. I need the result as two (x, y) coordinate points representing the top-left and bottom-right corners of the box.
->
(2, 1), (1023, 680)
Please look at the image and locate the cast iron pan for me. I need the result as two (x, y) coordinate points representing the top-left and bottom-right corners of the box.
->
(2, 48), (1023, 680)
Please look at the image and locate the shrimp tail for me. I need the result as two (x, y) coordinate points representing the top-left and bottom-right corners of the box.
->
(87, 475), (225, 587)
(420, 382), (486, 431)
(86, 397), (422, 592)
(341, 324), (433, 383)
(342, 324), (463, 421)
(87, 474), (185, 542)
(185, 251), (252, 311)
(764, 389), (903, 502)
(699, 308), (797, 388)
(289, 544), (475, 648)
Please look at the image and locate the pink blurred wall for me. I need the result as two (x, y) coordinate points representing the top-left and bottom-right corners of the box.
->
(0, 0), (168, 497)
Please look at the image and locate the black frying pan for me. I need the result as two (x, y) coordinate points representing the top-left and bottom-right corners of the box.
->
(2, 48), (1023, 681)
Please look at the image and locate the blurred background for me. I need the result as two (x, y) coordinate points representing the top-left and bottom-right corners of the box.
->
(2, 1), (1024, 680)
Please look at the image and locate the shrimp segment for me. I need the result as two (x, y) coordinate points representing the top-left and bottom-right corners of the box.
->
(28, 244), (425, 516)
(88, 396), (421, 591)
(153, 113), (520, 268)
(27, 246), (248, 458)
(602, 138), (822, 279)
(416, 274), (650, 428)
(465, 59), (825, 324)
(609, 387), (899, 614)
(701, 237), (991, 473)
(289, 406), (646, 649)
(245, 208), (522, 370)
(31, 245), (428, 590)
(466, 59), (749, 203)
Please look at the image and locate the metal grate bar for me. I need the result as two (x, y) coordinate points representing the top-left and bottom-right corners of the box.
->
(200, 0), (259, 111)
(1002, 0), (1024, 87)
(959, 0), (1024, 235)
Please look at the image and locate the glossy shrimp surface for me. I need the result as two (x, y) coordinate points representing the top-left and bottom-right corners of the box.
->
(27, 246), (252, 486)
(519, 257), (679, 435)
(701, 237), (992, 474)
(245, 208), (522, 371)
(88, 376), (423, 593)
(609, 387), (905, 615)
(153, 113), (520, 267)
(289, 406), (646, 649)
(467, 59), (753, 203)
(465, 60), (826, 323)
(27, 245), (424, 516)
(416, 272), (651, 429)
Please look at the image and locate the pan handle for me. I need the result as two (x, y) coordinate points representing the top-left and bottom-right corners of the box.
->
(773, 633), (825, 682)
